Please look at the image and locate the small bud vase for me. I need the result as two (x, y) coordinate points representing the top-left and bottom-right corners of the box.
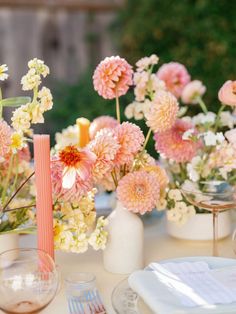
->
(103, 200), (144, 274)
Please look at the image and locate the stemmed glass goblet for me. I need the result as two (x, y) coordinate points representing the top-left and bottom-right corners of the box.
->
(181, 181), (236, 256)
(0, 248), (59, 314)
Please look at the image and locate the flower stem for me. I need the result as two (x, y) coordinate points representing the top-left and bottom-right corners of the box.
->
(143, 128), (152, 150)
(111, 170), (118, 188)
(197, 96), (208, 114)
(214, 104), (225, 132)
(115, 92), (121, 124)
(3, 172), (35, 211)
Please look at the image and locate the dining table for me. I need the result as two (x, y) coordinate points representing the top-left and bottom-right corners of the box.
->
(1, 212), (235, 314)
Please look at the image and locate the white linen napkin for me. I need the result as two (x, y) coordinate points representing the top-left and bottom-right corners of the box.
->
(128, 262), (236, 314)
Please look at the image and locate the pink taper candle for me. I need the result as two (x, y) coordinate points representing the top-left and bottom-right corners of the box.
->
(33, 135), (54, 260)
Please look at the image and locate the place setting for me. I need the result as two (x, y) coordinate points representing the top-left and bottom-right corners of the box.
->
(0, 32), (236, 314)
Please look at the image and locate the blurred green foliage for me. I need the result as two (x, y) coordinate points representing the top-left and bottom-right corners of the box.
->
(48, 0), (236, 144)
(117, 0), (236, 108)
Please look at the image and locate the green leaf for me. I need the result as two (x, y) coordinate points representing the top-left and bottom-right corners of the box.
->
(0, 96), (31, 107)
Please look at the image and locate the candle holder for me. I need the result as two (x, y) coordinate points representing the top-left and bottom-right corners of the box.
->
(182, 181), (236, 256)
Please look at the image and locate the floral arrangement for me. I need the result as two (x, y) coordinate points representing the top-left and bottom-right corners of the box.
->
(125, 57), (236, 225)
(51, 56), (170, 251)
(0, 59), (53, 233)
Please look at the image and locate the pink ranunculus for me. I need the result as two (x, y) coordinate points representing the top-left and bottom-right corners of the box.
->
(157, 62), (191, 98)
(93, 56), (133, 99)
(218, 80), (236, 107)
(154, 119), (201, 163)
(181, 80), (206, 104)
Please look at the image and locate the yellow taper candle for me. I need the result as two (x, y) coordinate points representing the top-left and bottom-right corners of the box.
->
(76, 117), (90, 147)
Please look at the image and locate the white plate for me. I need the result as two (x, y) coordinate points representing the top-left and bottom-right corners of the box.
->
(112, 256), (236, 314)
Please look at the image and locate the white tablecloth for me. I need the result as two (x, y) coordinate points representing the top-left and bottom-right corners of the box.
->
(1, 214), (235, 314)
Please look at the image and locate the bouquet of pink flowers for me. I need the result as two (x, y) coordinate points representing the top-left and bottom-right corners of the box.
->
(51, 56), (170, 251)
(125, 57), (236, 225)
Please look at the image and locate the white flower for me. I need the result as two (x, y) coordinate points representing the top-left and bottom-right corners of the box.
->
(168, 189), (182, 201)
(156, 198), (167, 211)
(55, 125), (78, 150)
(136, 54), (159, 72)
(149, 75), (166, 93)
(88, 217), (108, 250)
(21, 68), (41, 91)
(187, 156), (202, 182)
(192, 112), (216, 125)
(11, 104), (31, 131)
(38, 87), (53, 111)
(175, 201), (188, 213)
(182, 128), (195, 140)
(0, 64), (8, 81)
(11, 132), (26, 153)
(31, 104), (44, 124)
(124, 101), (145, 120)
(28, 58), (49, 77)
(220, 111), (236, 129)
(202, 131), (225, 146)
(167, 209), (182, 222)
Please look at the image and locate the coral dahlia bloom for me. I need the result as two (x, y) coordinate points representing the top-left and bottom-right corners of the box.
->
(145, 90), (179, 133)
(89, 115), (118, 139)
(157, 62), (190, 98)
(88, 129), (120, 182)
(218, 80), (236, 107)
(114, 122), (145, 166)
(154, 119), (201, 163)
(144, 165), (169, 191)
(51, 158), (93, 202)
(59, 145), (96, 189)
(117, 170), (160, 214)
(93, 56), (133, 99)
(0, 120), (11, 158)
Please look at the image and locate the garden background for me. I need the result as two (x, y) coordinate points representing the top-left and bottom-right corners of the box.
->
(0, 0), (236, 154)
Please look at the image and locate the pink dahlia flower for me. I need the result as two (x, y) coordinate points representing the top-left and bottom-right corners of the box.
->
(218, 80), (236, 107)
(0, 120), (11, 158)
(51, 158), (93, 202)
(88, 129), (120, 182)
(93, 56), (133, 99)
(181, 80), (206, 104)
(157, 62), (190, 98)
(117, 170), (160, 214)
(59, 145), (96, 189)
(114, 122), (145, 166)
(89, 115), (118, 139)
(145, 90), (179, 133)
(154, 119), (201, 163)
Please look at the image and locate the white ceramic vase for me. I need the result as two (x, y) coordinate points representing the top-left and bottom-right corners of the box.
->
(167, 211), (232, 240)
(103, 200), (144, 274)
